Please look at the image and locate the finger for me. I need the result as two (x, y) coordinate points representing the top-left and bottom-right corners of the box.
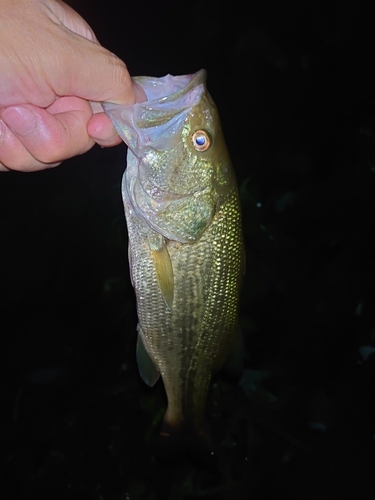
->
(87, 81), (147, 147)
(0, 98), (95, 168)
(53, 37), (137, 106)
(87, 112), (123, 147)
(0, 118), (60, 171)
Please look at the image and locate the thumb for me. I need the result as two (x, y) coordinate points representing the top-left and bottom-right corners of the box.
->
(46, 1), (137, 105)
(59, 43), (137, 105)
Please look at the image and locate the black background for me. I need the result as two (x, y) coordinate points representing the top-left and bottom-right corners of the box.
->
(2, 1), (375, 498)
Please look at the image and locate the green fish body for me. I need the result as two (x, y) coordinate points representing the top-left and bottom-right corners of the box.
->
(104, 70), (244, 454)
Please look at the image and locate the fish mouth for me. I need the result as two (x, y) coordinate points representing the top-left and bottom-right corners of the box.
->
(102, 70), (208, 153)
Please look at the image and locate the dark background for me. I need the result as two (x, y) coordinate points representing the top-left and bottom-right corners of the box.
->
(2, 0), (375, 498)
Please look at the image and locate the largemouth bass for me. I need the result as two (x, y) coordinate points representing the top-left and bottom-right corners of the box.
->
(103, 70), (244, 458)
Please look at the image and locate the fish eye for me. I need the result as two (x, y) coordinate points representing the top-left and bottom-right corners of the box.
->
(191, 130), (211, 152)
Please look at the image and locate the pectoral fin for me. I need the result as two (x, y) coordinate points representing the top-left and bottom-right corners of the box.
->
(136, 325), (160, 387)
(148, 233), (174, 311)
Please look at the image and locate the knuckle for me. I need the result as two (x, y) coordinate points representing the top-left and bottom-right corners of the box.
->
(110, 57), (135, 103)
(0, 119), (60, 170)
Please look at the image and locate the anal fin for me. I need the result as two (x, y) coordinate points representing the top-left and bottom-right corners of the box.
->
(136, 325), (160, 387)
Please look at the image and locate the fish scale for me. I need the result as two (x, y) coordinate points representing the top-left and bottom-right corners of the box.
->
(103, 70), (245, 456)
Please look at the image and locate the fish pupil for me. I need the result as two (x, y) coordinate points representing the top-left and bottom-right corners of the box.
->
(196, 135), (206, 146)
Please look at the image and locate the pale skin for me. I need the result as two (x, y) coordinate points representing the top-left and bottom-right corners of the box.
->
(0, 0), (145, 172)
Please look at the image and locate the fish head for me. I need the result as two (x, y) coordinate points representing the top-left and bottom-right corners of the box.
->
(103, 70), (234, 242)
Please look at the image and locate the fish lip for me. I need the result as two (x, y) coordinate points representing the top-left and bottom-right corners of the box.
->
(133, 69), (207, 104)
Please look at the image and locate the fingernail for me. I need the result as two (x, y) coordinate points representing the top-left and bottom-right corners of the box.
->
(1, 106), (37, 136)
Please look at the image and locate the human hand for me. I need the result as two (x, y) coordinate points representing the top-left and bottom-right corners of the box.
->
(0, 0), (144, 172)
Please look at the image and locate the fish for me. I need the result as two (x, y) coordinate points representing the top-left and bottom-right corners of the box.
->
(103, 69), (245, 460)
